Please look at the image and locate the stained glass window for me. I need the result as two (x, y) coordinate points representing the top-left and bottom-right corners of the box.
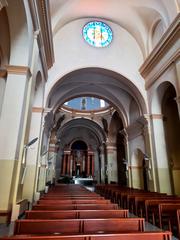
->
(83, 21), (113, 47)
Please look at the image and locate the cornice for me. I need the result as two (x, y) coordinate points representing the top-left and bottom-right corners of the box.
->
(28, 0), (52, 81)
(32, 107), (44, 113)
(0, 69), (7, 78)
(150, 114), (163, 120)
(36, 0), (54, 69)
(139, 13), (180, 85)
(6, 65), (31, 76)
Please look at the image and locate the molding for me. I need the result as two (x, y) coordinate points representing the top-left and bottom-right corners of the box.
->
(150, 114), (163, 120)
(39, 0), (54, 68)
(6, 65), (31, 76)
(129, 166), (142, 169)
(30, 0), (54, 69)
(175, 96), (180, 103)
(0, 69), (7, 78)
(139, 13), (180, 88)
(32, 107), (44, 113)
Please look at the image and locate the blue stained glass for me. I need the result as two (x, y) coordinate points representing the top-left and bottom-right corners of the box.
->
(83, 21), (113, 47)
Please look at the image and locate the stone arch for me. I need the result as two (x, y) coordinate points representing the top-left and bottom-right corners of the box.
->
(148, 18), (166, 52)
(161, 83), (180, 195)
(46, 68), (147, 128)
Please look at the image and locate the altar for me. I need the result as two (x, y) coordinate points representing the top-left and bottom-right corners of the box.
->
(74, 177), (95, 186)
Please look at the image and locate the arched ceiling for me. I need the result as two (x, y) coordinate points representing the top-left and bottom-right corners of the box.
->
(47, 68), (147, 127)
(49, 0), (178, 58)
(57, 118), (106, 150)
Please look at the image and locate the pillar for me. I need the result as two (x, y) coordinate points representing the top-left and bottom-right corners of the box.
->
(62, 155), (66, 175)
(0, 69), (7, 116)
(22, 107), (43, 202)
(92, 154), (94, 177)
(175, 60), (180, 119)
(150, 114), (172, 194)
(0, 65), (30, 214)
(106, 142), (118, 183)
(99, 145), (105, 183)
(87, 154), (91, 176)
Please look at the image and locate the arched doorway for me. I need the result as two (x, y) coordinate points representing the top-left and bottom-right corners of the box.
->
(71, 140), (88, 177)
(162, 85), (180, 195)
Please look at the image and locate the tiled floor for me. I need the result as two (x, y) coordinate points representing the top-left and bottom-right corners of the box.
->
(0, 222), (14, 236)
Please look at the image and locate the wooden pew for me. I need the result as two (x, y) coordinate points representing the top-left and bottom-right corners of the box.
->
(32, 203), (119, 211)
(158, 203), (180, 239)
(37, 199), (111, 205)
(13, 218), (145, 235)
(0, 231), (172, 240)
(40, 196), (104, 200)
(134, 195), (180, 217)
(145, 199), (180, 224)
(177, 209), (180, 240)
(25, 209), (128, 219)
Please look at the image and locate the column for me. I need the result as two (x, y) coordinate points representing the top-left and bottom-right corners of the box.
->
(36, 109), (52, 193)
(67, 153), (71, 175)
(99, 145), (105, 183)
(0, 69), (7, 116)
(62, 155), (66, 175)
(175, 61), (180, 119)
(72, 155), (76, 175)
(87, 154), (91, 176)
(141, 115), (156, 191)
(92, 154), (94, 177)
(150, 114), (172, 194)
(0, 65), (30, 213)
(106, 142), (118, 183)
(175, 96), (180, 120)
(22, 107), (43, 202)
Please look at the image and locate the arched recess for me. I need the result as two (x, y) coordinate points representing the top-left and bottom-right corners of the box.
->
(56, 118), (106, 183)
(161, 84), (180, 195)
(148, 18), (166, 52)
(6, 0), (29, 65)
(151, 81), (179, 194)
(109, 111), (127, 185)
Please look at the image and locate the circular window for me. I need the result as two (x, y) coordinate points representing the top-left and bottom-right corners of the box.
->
(83, 21), (113, 47)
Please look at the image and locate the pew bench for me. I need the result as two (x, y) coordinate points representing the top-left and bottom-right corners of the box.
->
(177, 209), (180, 240)
(158, 203), (180, 239)
(32, 203), (119, 211)
(13, 218), (145, 235)
(145, 199), (180, 225)
(0, 231), (172, 240)
(25, 209), (128, 219)
(37, 199), (111, 205)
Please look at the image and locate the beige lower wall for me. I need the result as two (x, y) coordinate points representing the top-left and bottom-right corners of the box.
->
(157, 168), (172, 194)
(0, 159), (17, 210)
(37, 166), (46, 191)
(22, 164), (36, 202)
(131, 167), (143, 189)
(0, 159), (18, 224)
(172, 170), (180, 195)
